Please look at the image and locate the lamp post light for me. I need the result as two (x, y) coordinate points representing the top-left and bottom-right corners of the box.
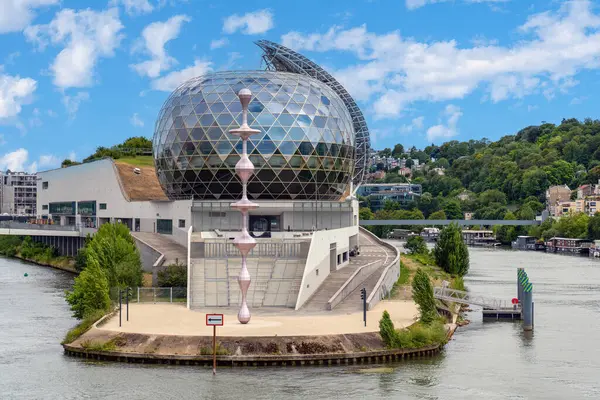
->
(229, 88), (260, 324)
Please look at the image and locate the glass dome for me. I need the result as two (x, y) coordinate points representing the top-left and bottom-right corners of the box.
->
(153, 71), (356, 200)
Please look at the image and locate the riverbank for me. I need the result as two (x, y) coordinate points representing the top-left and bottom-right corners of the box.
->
(13, 254), (76, 273)
(0, 235), (76, 273)
(62, 301), (458, 365)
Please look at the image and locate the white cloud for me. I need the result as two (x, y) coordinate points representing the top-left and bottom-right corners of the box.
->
(570, 96), (587, 105)
(401, 116), (425, 133)
(0, 0), (59, 34)
(131, 15), (190, 78)
(223, 9), (274, 35)
(130, 113), (144, 127)
(281, 1), (600, 119)
(210, 38), (229, 50)
(68, 151), (76, 161)
(0, 72), (37, 119)
(426, 104), (462, 142)
(25, 8), (124, 89)
(62, 92), (89, 118)
(0, 148), (32, 172)
(29, 107), (42, 128)
(406, 0), (509, 10)
(47, 109), (57, 117)
(151, 60), (212, 92)
(38, 154), (60, 167)
(110, 0), (154, 15)
(0, 135), (6, 146)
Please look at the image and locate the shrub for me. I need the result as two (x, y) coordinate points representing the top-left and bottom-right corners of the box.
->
(157, 262), (187, 287)
(405, 235), (427, 255)
(411, 268), (438, 324)
(66, 262), (111, 319)
(379, 310), (396, 348)
(62, 309), (106, 344)
(434, 223), (469, 276)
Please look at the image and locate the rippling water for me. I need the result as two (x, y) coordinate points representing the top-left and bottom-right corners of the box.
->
(1, 249), (599, 400)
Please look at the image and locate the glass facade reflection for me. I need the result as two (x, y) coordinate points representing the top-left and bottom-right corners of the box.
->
(153, 71), (356, 200)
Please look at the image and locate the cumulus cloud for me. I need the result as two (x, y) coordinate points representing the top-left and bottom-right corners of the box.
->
(0, 0), (59, 34)
(62, 92), (89, 118)
(0, 71), (37, 119)
(0, 149), (33, 172)
(281, 1), (600, 119)
(426, 105), (462, 142)
(131, 15), (190, 78)
(223, 9), (274, 35)
(25, 8), (124, 89)
(130, 113), (144, 127)
(38, 154), (60, 167)
(151, 60), (212, 92)
(406, 0), (509, 10)
(110, 0), (154, 15)
(210, 38), (229, 50)
(401, 116), (425, 133)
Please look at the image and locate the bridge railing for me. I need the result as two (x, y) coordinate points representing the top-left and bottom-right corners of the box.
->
(433, 286), (512, 309)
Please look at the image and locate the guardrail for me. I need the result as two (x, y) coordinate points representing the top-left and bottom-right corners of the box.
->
(363, 227), (401, 310)
(326, 260), (379, 310)
(110, 287), (186, 303)
(0, 221), (80, 231)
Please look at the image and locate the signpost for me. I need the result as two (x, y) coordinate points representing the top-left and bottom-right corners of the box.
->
(206, 314), (224, 375)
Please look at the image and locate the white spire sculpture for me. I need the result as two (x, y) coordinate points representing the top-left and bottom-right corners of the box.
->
(229, 88), (260, 324)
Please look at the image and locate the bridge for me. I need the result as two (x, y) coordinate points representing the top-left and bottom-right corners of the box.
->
(433, 286), (513, 309)
(359, 219), (540, 226)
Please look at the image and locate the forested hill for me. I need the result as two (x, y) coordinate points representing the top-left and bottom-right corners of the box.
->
(404, 118), (600, 206)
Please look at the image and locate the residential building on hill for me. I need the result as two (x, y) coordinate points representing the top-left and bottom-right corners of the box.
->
(0, 171), (37, 216)
(546, 185), (571, 216)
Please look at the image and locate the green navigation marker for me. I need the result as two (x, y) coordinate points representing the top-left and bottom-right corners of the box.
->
(24, 273), (28, 277)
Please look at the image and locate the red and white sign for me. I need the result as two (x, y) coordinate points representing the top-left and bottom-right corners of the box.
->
(206, 314), (224, 326)
(512, 298), (519, 305)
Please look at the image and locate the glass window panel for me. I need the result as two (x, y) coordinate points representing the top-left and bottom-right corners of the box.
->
(257, 112), (275, 125)
(199, 114), (215, 126)
(257, 139), (276, 154)
(276, 114), (295, 126)
(296, 114), (312, 128)
(268, 126), (286, 141)
(217, 113), (234, 125)
(207, 127), (223, 140)
(215, 141), (232, 154)
(278, 141), (296, 155)
(248, 101), (264, 113)
(285, 102), (301, 114)
(190, 127), (206, 141)
(266, 102), (285, 114)
(194, 102), (208, 114)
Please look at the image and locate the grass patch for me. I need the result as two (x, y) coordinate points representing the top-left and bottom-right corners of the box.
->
(81, 336), (126, 352)
(116, 156), (154, 167)
(61, 309), (106, 345)
(199, 343), (229, 355)
(380, 310), (447, 350)
(450, 276), (466, 291)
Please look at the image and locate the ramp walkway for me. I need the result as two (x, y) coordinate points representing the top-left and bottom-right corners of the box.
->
(132, 232), (187, 266)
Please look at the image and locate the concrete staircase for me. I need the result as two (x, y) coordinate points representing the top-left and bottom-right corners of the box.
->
(334, 264), (387, 312)
(301, 264), (363, 311)
(189, 256), (306, 309)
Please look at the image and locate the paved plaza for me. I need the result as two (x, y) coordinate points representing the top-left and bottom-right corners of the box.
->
(100, 300), (418, 337)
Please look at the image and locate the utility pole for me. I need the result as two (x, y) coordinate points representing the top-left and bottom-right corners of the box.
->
(360, 287), (367, 327)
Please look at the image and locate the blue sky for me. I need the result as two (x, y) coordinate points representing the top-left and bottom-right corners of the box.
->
(1, 0), (599, 172)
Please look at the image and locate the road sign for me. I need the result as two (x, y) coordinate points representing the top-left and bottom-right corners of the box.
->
(512, 298), (519, 305)
(206, 314), (224, 326)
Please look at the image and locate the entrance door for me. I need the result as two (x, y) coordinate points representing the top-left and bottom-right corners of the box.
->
(156, 219), (173, 234)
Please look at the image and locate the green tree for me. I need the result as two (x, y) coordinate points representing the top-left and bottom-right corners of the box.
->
(495, 211), (517, 245)
(84, 223), (143, 288)
(434, 223), (469, 276)
(380, 148), (392, 157)
(157, 263), (187, 287)
(359, 207), (374, 221)
(405, 235), (427, 255)
(392, 144), (404, 157)
(411, 268), (437, 324)
(443, 200), (463, 220)
(555, 212), (589, 239)
(588, 213), (600, 239)
(379, 310), (397, 348)
(65, 262), (111, 319)
(428, 210), (447, 220)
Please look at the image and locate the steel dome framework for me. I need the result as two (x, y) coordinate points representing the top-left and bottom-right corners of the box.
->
(256, 40), (371, 186)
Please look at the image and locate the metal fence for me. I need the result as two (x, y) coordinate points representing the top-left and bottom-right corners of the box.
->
(110, 287), (186, 303)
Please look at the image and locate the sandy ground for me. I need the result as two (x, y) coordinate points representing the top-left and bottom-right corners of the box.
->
(100, 300), (418, 337)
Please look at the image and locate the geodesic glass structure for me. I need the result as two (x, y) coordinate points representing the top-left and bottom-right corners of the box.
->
(153, 71), (356, 200)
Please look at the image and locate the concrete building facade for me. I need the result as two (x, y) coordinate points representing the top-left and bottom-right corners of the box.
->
(0, 171), (37, 216)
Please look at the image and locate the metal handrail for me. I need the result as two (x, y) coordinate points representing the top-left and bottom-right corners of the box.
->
(363, 227), (401, 310)
(326, 260), (379, 310)
(433, 286), (511, 309)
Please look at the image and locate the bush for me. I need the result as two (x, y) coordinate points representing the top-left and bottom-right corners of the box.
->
(411, 268), (438, 324)
(379, 310), (397, 348)
(434, 223), (469, 276)
(157, 262), (187, 287)
(66, 262), (111, 319)
(405, 235), (427, 255)
(378, 311), (447, 349)
(450, 276), (466, 291)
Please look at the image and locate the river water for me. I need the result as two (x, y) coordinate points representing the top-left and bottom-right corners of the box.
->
(1, 249), (599, 400)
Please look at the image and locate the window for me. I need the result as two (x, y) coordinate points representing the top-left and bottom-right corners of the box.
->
(42, 181), (48, 189)
(42, 205), (48, 210)
(178, 219), (185, 228)
(208, 211), (226, 217)
(99, 203), (107, 210)
(316, 269), (319, 276)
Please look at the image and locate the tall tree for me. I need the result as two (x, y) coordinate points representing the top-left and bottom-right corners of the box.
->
(392, 144), (404, 157)
(412, 268), (438, 324)
(65, 262), (111, 319)
(588, 213), (600, 240)
(434, 223), (469, 276)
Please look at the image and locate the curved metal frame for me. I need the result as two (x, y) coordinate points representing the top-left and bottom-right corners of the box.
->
(255, 40), (371, 186)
